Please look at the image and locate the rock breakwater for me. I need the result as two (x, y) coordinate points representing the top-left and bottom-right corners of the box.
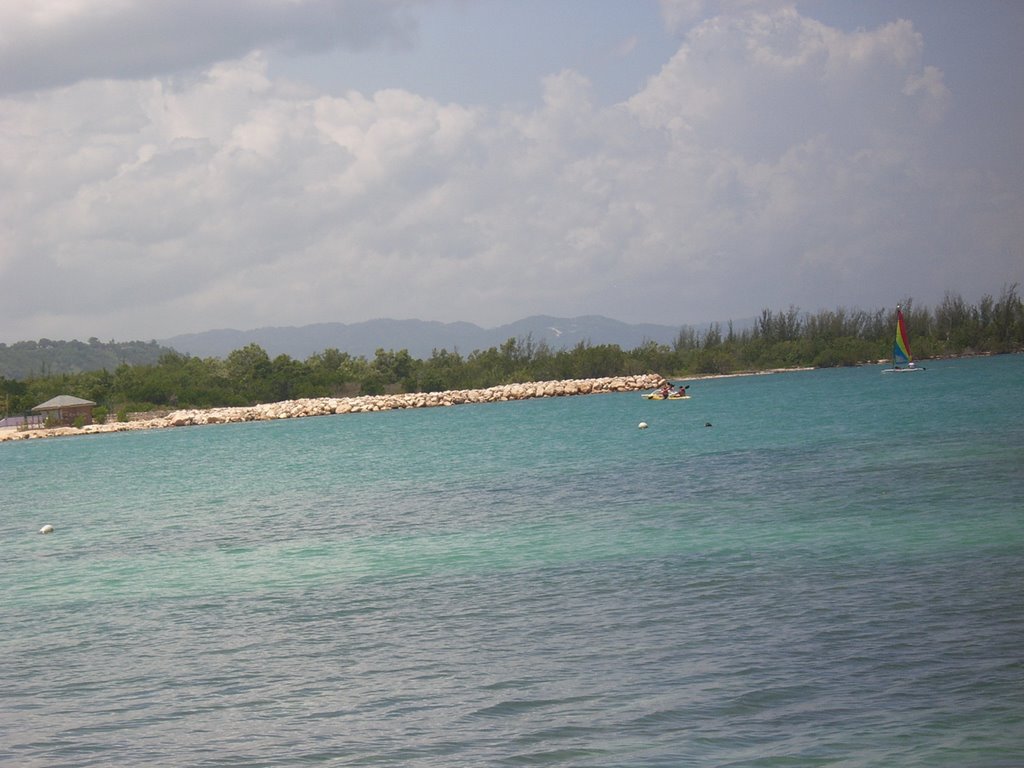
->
(1, 374), (662, 442)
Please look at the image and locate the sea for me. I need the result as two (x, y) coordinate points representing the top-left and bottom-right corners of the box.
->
(2, 355), (1022, 767)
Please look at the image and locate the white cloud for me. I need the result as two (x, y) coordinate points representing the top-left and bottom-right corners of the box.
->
(0, 3), (1019, 342)
(633, 10), (951, 158)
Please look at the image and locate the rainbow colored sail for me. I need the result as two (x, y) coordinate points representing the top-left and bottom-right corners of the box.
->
(893, 306), (912, 365)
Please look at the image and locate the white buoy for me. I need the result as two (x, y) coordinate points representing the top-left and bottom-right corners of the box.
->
(638, 422), (648, 430)
(39, 524), (54, 534)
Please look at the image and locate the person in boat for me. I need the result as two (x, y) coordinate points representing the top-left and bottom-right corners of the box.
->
(659, 383), (672, 399)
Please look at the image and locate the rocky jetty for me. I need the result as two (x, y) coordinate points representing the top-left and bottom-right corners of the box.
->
(1, 374), (663, 442)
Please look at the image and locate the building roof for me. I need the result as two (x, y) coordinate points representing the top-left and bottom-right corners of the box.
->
(32, 395), (97, 412)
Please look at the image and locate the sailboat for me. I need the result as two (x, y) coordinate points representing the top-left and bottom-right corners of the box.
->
(882, 304), (925, 373)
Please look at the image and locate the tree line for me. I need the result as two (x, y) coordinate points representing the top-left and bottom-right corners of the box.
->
(2, 287), (1021, 420)
(0, 337), (166, 380)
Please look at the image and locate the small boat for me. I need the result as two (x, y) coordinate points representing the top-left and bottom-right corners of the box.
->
(642, 384), (690, 399)
(882, 305), (925, 373)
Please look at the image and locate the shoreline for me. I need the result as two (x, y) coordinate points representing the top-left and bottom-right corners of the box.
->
(0, 374), (661, 443)
(0, 368), (813, 444)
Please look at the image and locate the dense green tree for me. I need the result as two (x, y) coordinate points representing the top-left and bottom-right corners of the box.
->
(372, 349), (415, 391)
(226, 344), (273, 403)
(1, 376), (30, 415)
(269, 355), (306, 402)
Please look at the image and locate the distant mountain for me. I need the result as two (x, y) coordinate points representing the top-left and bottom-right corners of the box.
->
(0, 338), (170, 380)
(159, 315), (689, 360)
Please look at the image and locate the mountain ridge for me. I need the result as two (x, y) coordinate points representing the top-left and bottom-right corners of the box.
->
(159, 315), (694, 360)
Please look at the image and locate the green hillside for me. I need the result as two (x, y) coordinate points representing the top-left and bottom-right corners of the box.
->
(0, 338), (169, 380)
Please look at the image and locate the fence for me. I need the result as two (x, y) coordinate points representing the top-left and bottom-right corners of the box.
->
(0, 415), (45, 429)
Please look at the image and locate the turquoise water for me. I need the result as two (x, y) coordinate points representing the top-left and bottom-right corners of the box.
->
(2, 355), (1022, 767)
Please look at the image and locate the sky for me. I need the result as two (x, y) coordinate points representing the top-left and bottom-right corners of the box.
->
(1, 0), (1022, 343)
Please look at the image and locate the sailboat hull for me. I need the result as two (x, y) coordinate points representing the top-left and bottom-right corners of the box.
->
(882, 366), (925, 373)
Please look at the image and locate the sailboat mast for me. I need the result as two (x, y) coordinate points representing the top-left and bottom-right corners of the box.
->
(893, 305), (898, 368)
(893, 304), (900, 368)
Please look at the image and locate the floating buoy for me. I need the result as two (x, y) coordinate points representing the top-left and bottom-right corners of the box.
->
(638, 422), (648, 430)
(39, 524), (54, 534)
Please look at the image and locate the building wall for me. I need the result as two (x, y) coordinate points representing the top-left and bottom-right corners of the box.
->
(43, 405), (94, 427)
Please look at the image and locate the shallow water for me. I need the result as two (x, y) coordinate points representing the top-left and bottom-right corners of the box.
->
(2, 356), (1022, 766)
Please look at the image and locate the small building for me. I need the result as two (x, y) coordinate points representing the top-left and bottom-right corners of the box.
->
(32, 395), (97, 427)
